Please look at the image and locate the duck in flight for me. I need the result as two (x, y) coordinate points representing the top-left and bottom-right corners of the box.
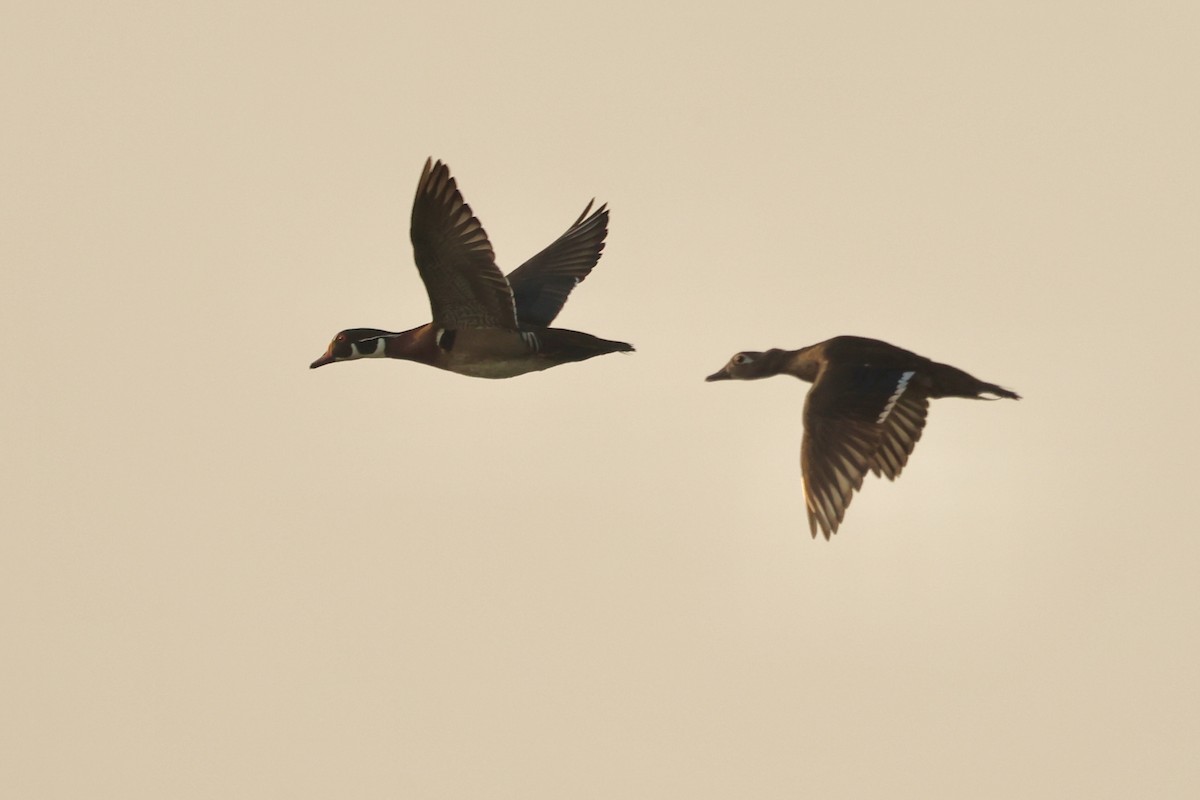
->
(706, 336), (1019, 539)
(311, 158), (633, 378)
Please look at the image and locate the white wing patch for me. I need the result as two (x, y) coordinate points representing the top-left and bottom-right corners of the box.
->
(520, 331), (541, 352)
(877, 370), (916, 424)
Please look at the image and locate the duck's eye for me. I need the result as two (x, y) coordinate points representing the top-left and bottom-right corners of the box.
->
(733, 353), (751, 366)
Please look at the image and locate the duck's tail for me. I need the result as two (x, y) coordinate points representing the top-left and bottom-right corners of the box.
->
(929, 362), (1021, 400)
(537, 328), (634, 364)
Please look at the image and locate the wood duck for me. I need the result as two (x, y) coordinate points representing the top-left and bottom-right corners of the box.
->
(311, 158), (633, 378)
(706, 336), (1020, 539)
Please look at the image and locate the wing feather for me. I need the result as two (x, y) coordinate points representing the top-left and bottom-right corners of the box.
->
(409, 159), (517, 329)
(802, 365), (932, 538)
(506, 202), (609, 327)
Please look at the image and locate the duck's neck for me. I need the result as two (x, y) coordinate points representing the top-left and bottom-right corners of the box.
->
(381, 324), (439, 364)
(779, 345), (822, 383)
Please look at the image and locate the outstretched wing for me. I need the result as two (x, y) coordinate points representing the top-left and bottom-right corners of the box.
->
(505, 202), (609, 328)
(801, 365), (931, 538)
(409, 159), (518, 330)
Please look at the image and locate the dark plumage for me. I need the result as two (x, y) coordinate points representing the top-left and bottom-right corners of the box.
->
(706, 336), (1019, 539)
(311, 158), (632, 377)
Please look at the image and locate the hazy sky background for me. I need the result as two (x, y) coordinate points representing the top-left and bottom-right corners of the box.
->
(4, 2), (1198, 797)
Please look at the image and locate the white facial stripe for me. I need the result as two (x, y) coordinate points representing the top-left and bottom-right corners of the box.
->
(877, 370), (916, 424)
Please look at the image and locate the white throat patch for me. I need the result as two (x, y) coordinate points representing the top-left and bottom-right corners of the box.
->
(353, 338), (388, 358)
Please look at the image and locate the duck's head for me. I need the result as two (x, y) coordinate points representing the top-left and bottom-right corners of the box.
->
(705, 350), (779, 381)
(310, 328), (394, 368)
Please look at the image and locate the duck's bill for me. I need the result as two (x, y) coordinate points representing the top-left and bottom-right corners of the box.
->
(309, 352), (336, 369)
(705, 369), (731, 382)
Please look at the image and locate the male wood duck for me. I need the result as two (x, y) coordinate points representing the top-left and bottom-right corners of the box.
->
(311, 158), (633, 377)
(706, 336), (1020, 539)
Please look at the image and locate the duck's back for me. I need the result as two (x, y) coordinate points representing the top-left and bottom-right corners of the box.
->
(820, 336), (930, 369)
(818, 336), (1016, 400)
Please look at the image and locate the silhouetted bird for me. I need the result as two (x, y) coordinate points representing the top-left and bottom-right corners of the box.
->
(706, 336), (1019, 538)
(312, 158), (632, 377)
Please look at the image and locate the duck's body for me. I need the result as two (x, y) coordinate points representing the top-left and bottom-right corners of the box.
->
(706, 336), (1019, 539)
(320, 323), (629, 379)
(311, 158), (632, 377)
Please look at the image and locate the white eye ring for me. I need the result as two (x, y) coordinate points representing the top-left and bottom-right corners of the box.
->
(732, 353), (751, 366)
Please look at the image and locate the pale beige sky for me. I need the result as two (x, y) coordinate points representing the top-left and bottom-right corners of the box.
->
(3, 1), (1199, 798)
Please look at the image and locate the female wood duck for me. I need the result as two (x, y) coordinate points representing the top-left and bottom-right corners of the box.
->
(706, 336), (1020, 539)
(311, 158), (633, 378)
